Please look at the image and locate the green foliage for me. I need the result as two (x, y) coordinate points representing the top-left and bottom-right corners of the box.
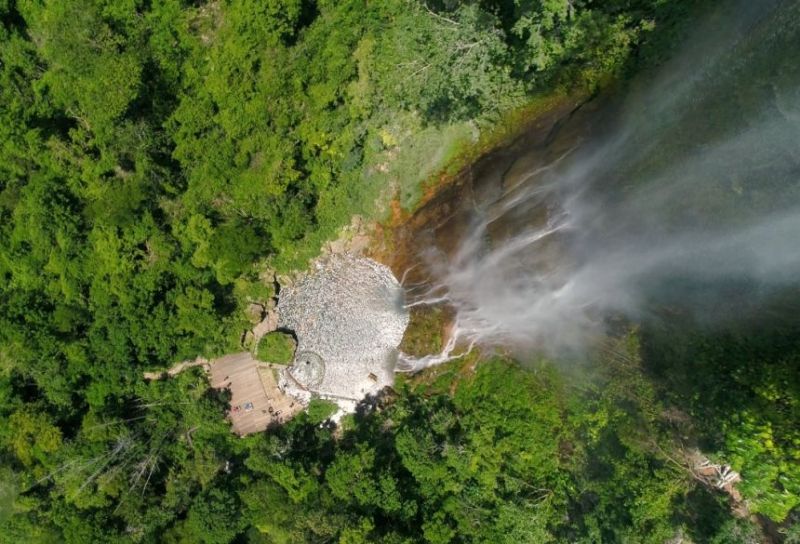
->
(0, 0), (759, 542)
(255, 332), (296, 364)
(643, 320), (800, 522)
(238, 359), (572, 542)
(172, 488), (247, 544)
(0, 468), (18, 526)
(6, 410), (62, 468)
(399, 306), (448, 357)
(230, 353), (761, 543)
(709, 518), (762, 544)
(305, 399), (338, 424)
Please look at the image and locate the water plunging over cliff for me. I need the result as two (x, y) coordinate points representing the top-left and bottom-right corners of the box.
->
(397, 0), (800, 365)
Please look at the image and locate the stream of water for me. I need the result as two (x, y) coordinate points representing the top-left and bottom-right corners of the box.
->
(400, 0), (800, 366)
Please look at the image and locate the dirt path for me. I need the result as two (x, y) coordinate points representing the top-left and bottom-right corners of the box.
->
(142, 357), (209, 380)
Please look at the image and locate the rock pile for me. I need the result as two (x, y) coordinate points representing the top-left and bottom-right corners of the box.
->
(277, 255), (409, 412)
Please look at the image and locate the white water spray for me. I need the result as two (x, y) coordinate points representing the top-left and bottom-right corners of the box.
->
(400, 0), (800, 366)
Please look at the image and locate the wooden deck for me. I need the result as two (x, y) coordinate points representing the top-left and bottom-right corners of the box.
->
(208, 353), (303, 436)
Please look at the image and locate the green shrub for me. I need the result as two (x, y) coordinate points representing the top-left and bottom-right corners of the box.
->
(255, 332), (296, 364)
(306, 399), (338, 424)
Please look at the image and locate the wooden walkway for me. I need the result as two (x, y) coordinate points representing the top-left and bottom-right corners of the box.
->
(208, 353), (302, 436)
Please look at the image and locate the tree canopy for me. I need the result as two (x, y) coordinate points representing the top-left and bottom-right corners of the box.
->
(1, 1), (797, 543)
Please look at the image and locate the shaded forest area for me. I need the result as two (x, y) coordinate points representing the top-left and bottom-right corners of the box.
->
(0, 0), (797, 542)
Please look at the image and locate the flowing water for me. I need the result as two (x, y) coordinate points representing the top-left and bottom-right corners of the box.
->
(397, 0), (800, 366)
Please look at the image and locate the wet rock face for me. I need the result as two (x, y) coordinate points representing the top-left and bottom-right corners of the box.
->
(288, 351), (325, 389)
(277, 256), (409, 407)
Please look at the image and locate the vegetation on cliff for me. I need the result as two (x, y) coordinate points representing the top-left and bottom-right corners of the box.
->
(1, 1), (797, 543)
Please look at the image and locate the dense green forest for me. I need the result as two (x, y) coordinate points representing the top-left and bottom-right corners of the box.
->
(0, 0), (798, 542)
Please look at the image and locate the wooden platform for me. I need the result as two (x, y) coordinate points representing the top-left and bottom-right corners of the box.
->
(208, 353), (302, 436)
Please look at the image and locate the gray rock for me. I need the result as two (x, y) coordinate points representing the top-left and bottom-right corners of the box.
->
(277, 256), (409, 408)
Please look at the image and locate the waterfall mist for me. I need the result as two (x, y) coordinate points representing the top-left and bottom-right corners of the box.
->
(402, 0), (800, 364)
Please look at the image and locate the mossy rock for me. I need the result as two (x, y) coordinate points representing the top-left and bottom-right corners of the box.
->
(255, 332), (296, 364)
(399, 305), (451, 357)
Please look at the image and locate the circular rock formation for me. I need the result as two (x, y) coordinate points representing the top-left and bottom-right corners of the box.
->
(288, 351), (325, 389)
